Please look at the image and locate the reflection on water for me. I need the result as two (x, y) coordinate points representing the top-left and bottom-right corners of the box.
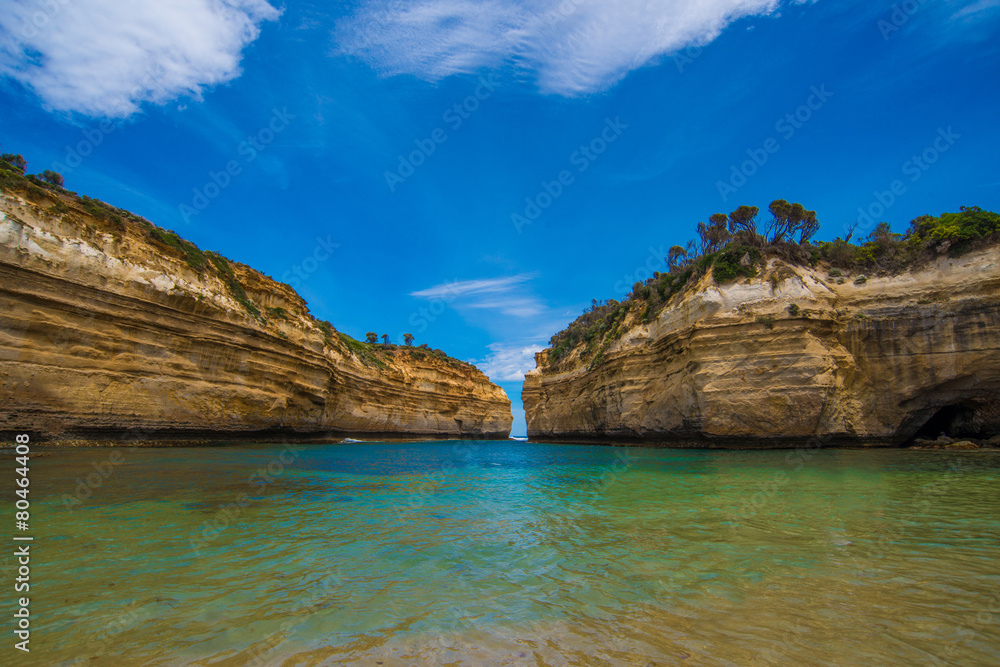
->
(12, 442), (1000, 665)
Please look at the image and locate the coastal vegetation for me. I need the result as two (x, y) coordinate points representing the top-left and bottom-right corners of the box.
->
(547, 199), (1000, 364)
(0, 152), (474, 372)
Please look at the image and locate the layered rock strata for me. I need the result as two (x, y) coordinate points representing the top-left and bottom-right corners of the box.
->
(524, 251), (1000, 446)
(0, 192), (512, 442)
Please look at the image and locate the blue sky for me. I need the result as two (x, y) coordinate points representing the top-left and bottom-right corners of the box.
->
(2, 0), (998, 435)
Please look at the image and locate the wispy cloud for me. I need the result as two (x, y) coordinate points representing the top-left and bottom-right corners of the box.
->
(953, 0), (1000, 20)
(335, 0), (818, 95)
(472, 341), (544, 382)
(466, 298), (544, 318)
(409, 274), (533, 299)
(409, 273), (547, 319)
(0, 0), (280, 117)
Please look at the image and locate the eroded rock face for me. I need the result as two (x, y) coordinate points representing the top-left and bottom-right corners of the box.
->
(0, 194), (512, 441)
(523, 250), (1000, 446)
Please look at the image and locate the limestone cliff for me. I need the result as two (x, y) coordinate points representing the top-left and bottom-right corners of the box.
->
(0, 190), (511, 441)
(523, 251), (1000, 445)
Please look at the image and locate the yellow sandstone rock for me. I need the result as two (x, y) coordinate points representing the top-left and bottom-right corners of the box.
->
(0, 192), (511, 442)
(523, 253), (1000, 446)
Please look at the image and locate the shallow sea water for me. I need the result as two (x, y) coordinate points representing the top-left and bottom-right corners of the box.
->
(9, 441), (1000, 666)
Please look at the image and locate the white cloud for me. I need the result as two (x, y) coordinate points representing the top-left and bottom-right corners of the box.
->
(409, 274), (546, 318)
(466, 298), (544, 317)
(335, 0), (811, 94)
(953, 0), (1000, 20)
(0, 0), (280, 117)
(409, 274), (533, 299)
(472, 342), (544, 382)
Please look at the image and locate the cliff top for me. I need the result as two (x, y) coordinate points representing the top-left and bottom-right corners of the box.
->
(544, 200), (1000, 369)
(0, 153), (485, 380)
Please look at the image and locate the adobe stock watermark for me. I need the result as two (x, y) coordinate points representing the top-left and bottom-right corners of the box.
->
(395, 442), (481, 511)
(385, 76), (497, 192)
(850, 126), (959, 238)
(941, 591), (1000, 663)
(179, 107), (295, 223)
(673, 44), (705, 73)
(243, 569), (347, 665)
(716, 84), (833, 202)
(589, 449), (639, 495)
(66, 601), (150, 666)
(189, 443), (305, 555)
(878, 0), (930, 41)
(60, 449), (133, 511)
(724, 437), (829, 532)
(613, 245), (671, 295)
(280, 235), (340, 290)
(842, 455), (978, 579)
(512, 116), (628, 233)
(4, 0), (71, 54)
(403, 280), (463, 337)
(51, 63), (167, 177)
(532, 0), (585, 27)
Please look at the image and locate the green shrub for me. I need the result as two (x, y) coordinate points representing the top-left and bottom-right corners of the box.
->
(206, 252), (258, 316)
(318, 321), (335, 345)
(911, 207), (999, 243)
(818, 239), (855, 268)
(712, 245), (761, 283)
(755, 315), (776, 329)
(538, 203), (998, 368)
(788, 304), (800, 316)
(37, 170), (64, 187)
(149, 226), (205, 270)
(854, 274), (868, 285)
(0, 153), (27, 174)
(266, 307), (288, 320)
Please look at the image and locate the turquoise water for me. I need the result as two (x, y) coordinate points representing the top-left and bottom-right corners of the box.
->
(8, 441), (1000, 665)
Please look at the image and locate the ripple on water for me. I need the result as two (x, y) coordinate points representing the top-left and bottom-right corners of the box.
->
(16, 443), (1000, 666)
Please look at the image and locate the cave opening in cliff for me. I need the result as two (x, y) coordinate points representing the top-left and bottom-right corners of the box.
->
(913, 404), (972, 439)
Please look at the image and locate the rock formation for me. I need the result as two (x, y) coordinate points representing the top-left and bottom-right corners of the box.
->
(523, 251), (1000, 445)
(0, 191), (511, 442)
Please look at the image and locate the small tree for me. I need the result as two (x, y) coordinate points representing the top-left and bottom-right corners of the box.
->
(728, 205), (760, 237)
(37, 170), (64, 187)
(381, 334), (389, 345)
(667, 245), (687, 272)
(867, 221), (893, 246)
(707, 213), (731, 252)
(695, 221), (710, 255)
(365, 332), (378, 344)
(844, 220), (858, 244)
(798, 216), (820, 244)
(403, 333), (414, 346)
(1, 153), (27, 174)
(764, 199), (817, 244)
